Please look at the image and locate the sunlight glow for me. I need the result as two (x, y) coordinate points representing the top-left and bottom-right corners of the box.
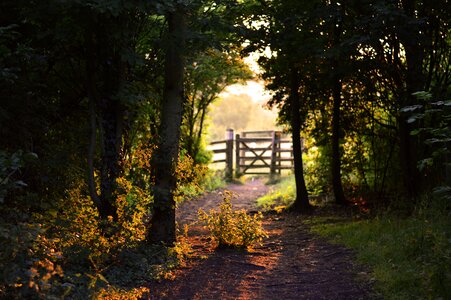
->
(220, 80), (271, 104)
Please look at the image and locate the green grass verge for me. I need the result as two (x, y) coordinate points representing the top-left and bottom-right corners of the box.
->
(256, 176), (296, 210)
(257, 175), (450, 298)
(311, 210), (451, 299)
(257, 175), (328, 210)
(177, 169), (226, 202)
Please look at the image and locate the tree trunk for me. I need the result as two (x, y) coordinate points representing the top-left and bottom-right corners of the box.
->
(398, 0), (425, 201)
(193, 103), (208, 162)
(149, 7), (186, 245)
(98, 97), (122, 220)
(185, 96), (196, 159)
(329, 3), (347, 206)
(85, 29), (120, 220)
(331, 77), (347, 205)
(289, 69), (311, 212)
(88, 98), (101, 211)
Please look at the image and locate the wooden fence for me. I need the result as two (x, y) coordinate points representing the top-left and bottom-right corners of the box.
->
(210, 129), (294, 178)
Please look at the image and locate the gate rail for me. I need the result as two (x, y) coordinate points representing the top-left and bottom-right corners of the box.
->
(210, 129), (294, 178)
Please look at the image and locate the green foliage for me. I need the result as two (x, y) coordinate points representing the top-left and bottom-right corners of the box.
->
(0, 150), (37, 203)
(175, 154), (209, 201)
(198, 191), (267, 249)
(257, 173), (331, 211)
(201, 169), (227, 192)
(243, 0), (450, 205)
(311, 197), (451, 299)
(302, 143), (331, 196)
(402, 93), (450, 174)
(182, 48), (253, 164)
(0, 174), (185, 298)
(176, 155), (227, 202)
(257, 176), (296, 211)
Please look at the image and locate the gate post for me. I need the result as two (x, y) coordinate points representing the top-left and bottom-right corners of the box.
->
(225, 129), (234, 180)
(235, 133), (241, 178)
(270, 131), (281, 179)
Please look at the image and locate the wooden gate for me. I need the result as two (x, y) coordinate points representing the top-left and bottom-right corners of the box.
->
(210, 129), (293, 178)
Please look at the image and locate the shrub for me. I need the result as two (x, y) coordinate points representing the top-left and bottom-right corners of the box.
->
(0, 150), (37, 203)
(198, 191), (267, 249)
(175, 154), (208, 202)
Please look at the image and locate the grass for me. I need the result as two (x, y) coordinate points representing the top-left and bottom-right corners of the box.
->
(256, 175), (328, 211)
(311, 206), (451, 299)
(177, 169), (226, 202)
(256, 176), (296, 210)
(258, 176), (451, 299)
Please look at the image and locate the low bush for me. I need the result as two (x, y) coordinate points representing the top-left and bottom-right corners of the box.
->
(198, 191), (267, 249)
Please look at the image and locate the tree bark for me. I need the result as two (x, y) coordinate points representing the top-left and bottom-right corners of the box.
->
(88, 98), (101, 211)
(98, 97), (122, 220)
(330, 3), (347, 206)
(149, 7), (186, 245)
(289, 69), (311, 212)
(398, 0), (425, 201)
(192, 102), (208, 161)
(85, 29), (120, 220)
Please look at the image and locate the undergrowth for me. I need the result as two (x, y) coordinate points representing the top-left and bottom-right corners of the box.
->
(176, 162), (226, 202)
(198, 191), (267, 249)
(257, 176), (296, 210)
(0, 148), (214, 299)
(257, 176), (328, 211)
(0, 177), (192, 299)
(261, 173), (450, 298)
(310, 193), (451, 300)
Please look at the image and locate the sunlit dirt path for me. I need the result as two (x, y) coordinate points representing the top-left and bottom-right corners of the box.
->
(147, 179), (376, 300)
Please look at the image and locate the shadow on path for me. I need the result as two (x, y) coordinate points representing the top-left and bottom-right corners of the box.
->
(147, 179), (375, 300)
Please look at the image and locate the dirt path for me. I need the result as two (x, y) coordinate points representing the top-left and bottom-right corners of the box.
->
(148, 179), (375, 299)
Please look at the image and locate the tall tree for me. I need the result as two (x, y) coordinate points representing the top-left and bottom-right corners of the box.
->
(149, 3), (187, 244)
(328, 2), (347, 205)
(352, 0), (450, 200)
(289, 69), (312, 211)
(239, 0), (317, 211)
(82, 2), (148, 220)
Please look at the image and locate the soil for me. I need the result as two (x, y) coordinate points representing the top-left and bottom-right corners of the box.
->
(147, 179), (376, 300)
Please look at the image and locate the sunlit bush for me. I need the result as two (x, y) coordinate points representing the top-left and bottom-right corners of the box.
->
(14, 175), (154, 298)
(116, 177), (153, 243)
(198, 191), (267, 249)
(175, 154), (209, 201)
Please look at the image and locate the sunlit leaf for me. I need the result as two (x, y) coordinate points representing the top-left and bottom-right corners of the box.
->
(432, 185), (451, 201)
(417, 158), (433, 171)
(407, 113), (424, 123)
(412, 91), (432, 100)
(97, 273), (109, 284)
(425, 138), (451, 145)
(400, 105), (422, 113)
(410, 128), (424, 136)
